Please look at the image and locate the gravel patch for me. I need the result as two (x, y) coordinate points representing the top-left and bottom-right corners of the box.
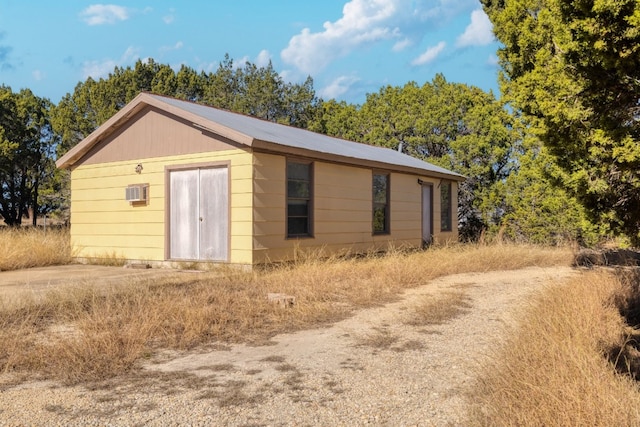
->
(0, 266), (576, 426)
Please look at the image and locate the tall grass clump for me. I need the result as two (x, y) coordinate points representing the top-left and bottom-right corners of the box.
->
(0, 227), (72, 271)
(469, 269), (640, 426)
(0, 243), (573, 383)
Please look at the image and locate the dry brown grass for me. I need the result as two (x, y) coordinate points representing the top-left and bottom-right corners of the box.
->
(404, 287), (472, 326)
(0, 227), (72, 271)
(355, 327), (400, 350)
(468, 269), (640, 426)
(0, 243), (572, 384)
(84, 251), (128, 267)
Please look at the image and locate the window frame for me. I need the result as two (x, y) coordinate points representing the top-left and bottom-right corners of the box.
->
(372, 171), (391, 235)
(440, 180), (453, 232)
(286, 159), (314, 238)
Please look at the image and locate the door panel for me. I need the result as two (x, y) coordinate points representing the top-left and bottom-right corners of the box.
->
(170, 169), (199, 260)
(169, 167), (229, 261)
(422, 185), (433, 245)
(199, 167), (229, 261)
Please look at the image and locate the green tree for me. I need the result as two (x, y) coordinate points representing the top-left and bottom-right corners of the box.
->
(175, 65), (204, 102)
(150, 63), (178, 96)
(237, 61), (284, 121)
(482, 0), (640, 243)
(497, 135), (600, 245)
(202, 56), (318, 126)
(202, 54), (239, 110)
(307, 99), (361, 141)
(282, 76), (317, 128)
(354, 76), (519, 240)
(0, 87), (58, 226)
(52, 76), (120, 156)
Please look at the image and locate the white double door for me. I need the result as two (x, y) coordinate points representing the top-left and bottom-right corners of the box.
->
(169, 167), (228, 261)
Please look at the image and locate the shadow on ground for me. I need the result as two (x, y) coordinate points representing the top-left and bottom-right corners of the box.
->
(573, 248), (640, 381)
(573, 248), (640, 268)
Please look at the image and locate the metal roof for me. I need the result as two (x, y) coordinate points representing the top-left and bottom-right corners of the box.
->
(152, 94), (463, 179)
(57, 93), (465, 180)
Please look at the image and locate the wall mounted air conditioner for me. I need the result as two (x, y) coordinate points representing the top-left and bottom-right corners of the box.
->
(126, 184), (149, 203)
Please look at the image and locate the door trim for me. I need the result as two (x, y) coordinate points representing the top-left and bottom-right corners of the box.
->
(164, 161), (231, 261)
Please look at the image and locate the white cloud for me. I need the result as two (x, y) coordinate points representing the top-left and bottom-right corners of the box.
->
(194, 59), (217, 73)
(487, 54), (499, 66)
(410, 0), (477, 22)
(163, 8), (175, 24)
(229, 52), (273, 69)
(160, 41), (184, 53)
(255, 50), (272, 67)
(236, 55), (250, 67)
(83, 59), (118, 79)
(411, 41), (446, 66)
(80, 4), (130, 25)
(318, 75), (360, 99)
(281, 0), (399, 74)
(455, 9), (494, 47)
(281, 0), (477, 74)
(392, 38), (412, 52)
(279, 69), (298, 82)
(82, 46), (140, 79)
(32, 70), (44, 81)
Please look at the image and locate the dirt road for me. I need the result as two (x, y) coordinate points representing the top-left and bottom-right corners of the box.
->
(0, 265), (577, 426)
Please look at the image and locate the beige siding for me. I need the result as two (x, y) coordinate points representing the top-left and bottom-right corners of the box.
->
(314, 162), (372, 241)
(252, 153), (285, 260)
(70, 149), (253, 265)
(251, 154), (458, 263)
(252, 158), (378, 263)
(381, 172), (422, 247)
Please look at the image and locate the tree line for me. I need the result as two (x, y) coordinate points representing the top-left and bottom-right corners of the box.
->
(482, 0), (640, 245)
(2, 0), (638, 246)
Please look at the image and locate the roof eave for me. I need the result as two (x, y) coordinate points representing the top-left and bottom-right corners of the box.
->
(251, 139), (465, 181)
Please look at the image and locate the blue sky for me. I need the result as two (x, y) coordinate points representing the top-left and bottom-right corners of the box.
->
(0, 0), (501, 105)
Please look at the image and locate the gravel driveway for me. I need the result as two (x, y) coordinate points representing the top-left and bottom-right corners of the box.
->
(0, 266), (576, 426)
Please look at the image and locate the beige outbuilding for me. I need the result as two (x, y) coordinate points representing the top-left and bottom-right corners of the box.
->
(56, 93), (464, 267)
